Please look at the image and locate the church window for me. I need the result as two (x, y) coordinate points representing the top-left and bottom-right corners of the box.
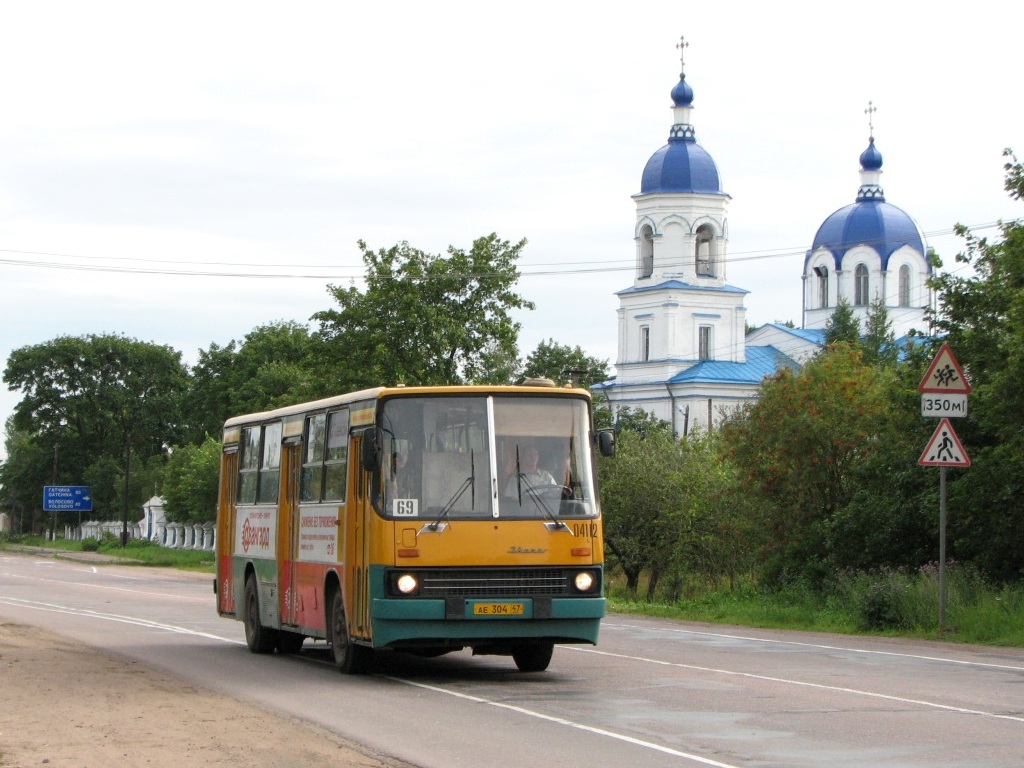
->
(854, 264), (869, 306)
(814, 266), (829, 309)
(698, 326), (712, 360)
(898, 265), (911, 307)
(639, 225), (654, 278)
(695, 225), (715, 276)
(640, 326), (650, 362)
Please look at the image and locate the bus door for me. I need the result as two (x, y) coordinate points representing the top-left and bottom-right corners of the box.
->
(280, 441), (302, 627)
(346, 433), (371, 640)
(217, 450), (239, 615)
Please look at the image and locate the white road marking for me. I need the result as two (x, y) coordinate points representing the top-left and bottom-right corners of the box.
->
(602, 620), (1024, 673)
(0, 596), (243, 644)
(568, 645), (1024, 723)
(385, 676), (745, 768)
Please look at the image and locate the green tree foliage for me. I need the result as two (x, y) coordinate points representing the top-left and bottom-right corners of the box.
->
(598, 424), (683, 597)
(861, 298), (898, 366)
(163, 437), (222, 524)
(927, 149), (1024, 580)
(721, 344), (926, 585)
(2, 334), (188, 528)
(185, 321), (324, 439)
(521, 338), (609, 388)
(313, 234), (534, 388)
(823, 298), (860, 346)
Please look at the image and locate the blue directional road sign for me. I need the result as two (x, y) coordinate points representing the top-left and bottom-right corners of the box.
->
(43, 486), (93, 512)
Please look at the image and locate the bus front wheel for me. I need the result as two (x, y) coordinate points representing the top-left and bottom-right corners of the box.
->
(512, 642), (553, 672)
(328, 589), (371, 674)
(244, 575), (275, 654)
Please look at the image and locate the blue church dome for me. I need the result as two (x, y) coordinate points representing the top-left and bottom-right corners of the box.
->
(809, 136), (925, 270)
(859, 138), (883, 171)
(641, 140), (722, 194)
(640, 73), (722, 194)
(670, 74), (693, 106)
(811, 200), (923, 269)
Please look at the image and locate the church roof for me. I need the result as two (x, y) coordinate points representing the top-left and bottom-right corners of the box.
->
(616, 279), (748, 297)
(639, 67), (723, 195)
(809, 136), (926, 271)
(811, 200), (924, 268)
(669, 345), (799, 384)
(641, 140), (722, 195)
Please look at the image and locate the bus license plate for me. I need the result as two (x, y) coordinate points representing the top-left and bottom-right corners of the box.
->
(472, 602), (525, 616)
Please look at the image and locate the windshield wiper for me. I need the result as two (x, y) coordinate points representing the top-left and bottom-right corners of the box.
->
(428, 450), (475, 531)
(518, 482), (573, 533)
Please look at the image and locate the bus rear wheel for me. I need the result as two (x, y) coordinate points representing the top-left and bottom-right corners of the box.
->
(328, 589), (371, 674)
(243, 575), (275, 654)
(512, 642), (553, 672)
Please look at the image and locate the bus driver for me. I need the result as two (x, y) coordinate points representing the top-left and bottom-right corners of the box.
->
(505, 446), (555, 496)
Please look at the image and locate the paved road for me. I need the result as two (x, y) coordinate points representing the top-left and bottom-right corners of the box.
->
(2, 550), (1022, 767)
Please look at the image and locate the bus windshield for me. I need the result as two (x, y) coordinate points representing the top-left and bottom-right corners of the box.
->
(376, 394), (598, 522)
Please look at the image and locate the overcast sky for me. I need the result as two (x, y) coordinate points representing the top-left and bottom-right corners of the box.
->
(2, 1), (1022, 462)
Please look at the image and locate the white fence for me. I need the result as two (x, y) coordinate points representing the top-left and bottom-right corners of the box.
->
(66, 520), (216, 551)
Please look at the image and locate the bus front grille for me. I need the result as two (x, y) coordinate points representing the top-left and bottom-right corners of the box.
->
(419, 569), (569, 597)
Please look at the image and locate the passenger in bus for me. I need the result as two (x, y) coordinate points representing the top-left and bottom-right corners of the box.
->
(504, 446), (556, 496)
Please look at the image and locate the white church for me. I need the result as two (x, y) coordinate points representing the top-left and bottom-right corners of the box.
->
(598, 41), (932, 434)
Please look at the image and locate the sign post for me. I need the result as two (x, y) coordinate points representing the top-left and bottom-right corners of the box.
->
(917, 344), (971, 631)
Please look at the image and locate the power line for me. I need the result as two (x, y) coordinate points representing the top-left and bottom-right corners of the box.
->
(0, 220), (1011, 280)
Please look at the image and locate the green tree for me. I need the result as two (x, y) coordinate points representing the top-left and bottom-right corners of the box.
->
(823, 298), (860, 347)
(721, 344), (921, 584)
(598, 425), (684, 598)
(312, 234), (534, 388)
(862, 298), (898, 366)
(162, 436), (222, 524)
(521, 339), (609, 388)
(185, 321), (324, 440)
(927, 149), (1024, 580)
(3, 334), (188, 538)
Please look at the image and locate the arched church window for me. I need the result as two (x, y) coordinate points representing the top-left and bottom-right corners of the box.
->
(898, 265), (911, 307)
(854, 264), (869, 306)
(639, 326), (651, 362)
(695, 225), (715, 276)
(813, 266), (829, 309)
(638, 225), (654, 279)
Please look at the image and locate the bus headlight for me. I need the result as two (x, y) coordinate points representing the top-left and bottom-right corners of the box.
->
(574, 571), (596, 593)
(396, 573), (420, 595)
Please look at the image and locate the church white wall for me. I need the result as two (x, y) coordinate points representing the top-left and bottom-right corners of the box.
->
(606, 382), (760, 435)
(617, 287), (746, 373)
(803, 243), (931, 338)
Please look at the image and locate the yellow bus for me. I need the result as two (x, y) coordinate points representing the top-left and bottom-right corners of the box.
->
(215, 380), (615, 673)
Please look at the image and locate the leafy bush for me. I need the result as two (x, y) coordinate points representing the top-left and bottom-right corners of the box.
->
(81, 536), (101, 552)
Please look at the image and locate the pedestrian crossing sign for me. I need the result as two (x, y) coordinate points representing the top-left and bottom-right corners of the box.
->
(918, 418), (971, 467)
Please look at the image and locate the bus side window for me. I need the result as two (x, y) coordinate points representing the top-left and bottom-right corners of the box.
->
(301, 414), (327, 502)
(238, 427), (260, 504)
(323, 410), (349, 502)
(256, 422), (282, 504)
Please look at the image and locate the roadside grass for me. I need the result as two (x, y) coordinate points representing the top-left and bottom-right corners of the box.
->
(606, 566), (1024, 648)
(0, 533), (215, 572)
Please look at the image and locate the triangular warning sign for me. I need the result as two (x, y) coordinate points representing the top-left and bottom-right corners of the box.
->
(919, 343), (971, 393)
(918, 418), (971, 467)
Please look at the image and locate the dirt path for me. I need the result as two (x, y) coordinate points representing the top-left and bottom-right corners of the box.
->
(0, 622), (404, 768)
